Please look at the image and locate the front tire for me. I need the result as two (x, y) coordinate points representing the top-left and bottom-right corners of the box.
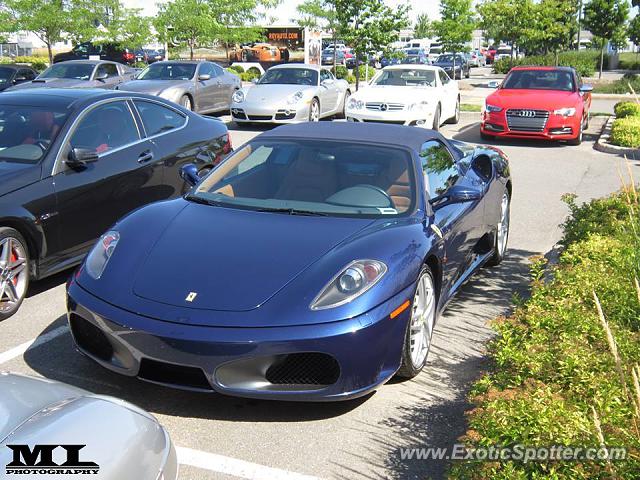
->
(567, 122), (583, 146)
(0, 227), (29, 321)
(447, 97), (460, 124)
(337, 90), (350, 119)
(487, 190), (510, 266)
(432, 104), (441, 131)
(180, 95), (193, 111)
(309, 98), (320, 122)
(397, 266), (437, 379)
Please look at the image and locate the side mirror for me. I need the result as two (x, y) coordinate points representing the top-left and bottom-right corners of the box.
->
(65, 147), (99, 170)
(198, 74), (211, 81)
(180, 163), (200, 187)
(487, 80), (500, 89)
(579, 84), (593, 93)
(95, 72), (108, 81)
(429, 185), (482, 209)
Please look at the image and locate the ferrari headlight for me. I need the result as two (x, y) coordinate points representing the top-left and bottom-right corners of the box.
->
(310, 260), (387, 310)
(485, 103), (502, 113)
(553, 107), (576, 116)
(287, 90), (304, 105)
(408, 101), (428, 111)
(86, 231), (119, 280)
(347, 97), (364, 110)
(232, 90), (245, 103)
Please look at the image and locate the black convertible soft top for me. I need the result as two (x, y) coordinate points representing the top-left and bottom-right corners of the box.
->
(261, 122), (460, 157)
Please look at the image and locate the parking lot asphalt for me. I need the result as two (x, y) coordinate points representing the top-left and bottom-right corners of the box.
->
(0, 113), (635, 479)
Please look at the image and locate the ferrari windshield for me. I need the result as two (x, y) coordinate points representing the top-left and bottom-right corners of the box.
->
(137, 63), (196, 80)
(39, 63), (94, 80)
(190, 139), (415, 218)
(0, 104), (69, 163)
(502, 69), (575, 92)
(258, 68), (318, 86)
(373, 69), (435, 87)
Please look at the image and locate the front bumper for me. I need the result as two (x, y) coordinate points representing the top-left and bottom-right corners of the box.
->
(346, 108), (434, 127)
(66, 280), (413, 401)
(231, 101), (311, 124)
(481, 110), (580, 140)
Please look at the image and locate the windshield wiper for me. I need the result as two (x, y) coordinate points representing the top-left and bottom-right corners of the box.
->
(256, 207), (328, 216)
(185, 194), (222, 206)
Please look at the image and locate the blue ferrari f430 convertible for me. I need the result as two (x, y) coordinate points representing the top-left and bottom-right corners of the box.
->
(67, 122), (511, 401)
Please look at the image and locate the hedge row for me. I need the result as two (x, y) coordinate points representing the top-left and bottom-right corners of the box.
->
(0, 55), (48, 71)
(493, 50), (602, 77)
(611, 101), (640, 148)
(449, 189), (640, 479)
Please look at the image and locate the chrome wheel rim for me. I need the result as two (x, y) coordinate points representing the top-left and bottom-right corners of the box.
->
(182, 96), (192, 110)
(409, 273), (436, 368)
(310, 101), (320, 122)
(497, 193), (510, 257)
(0, 237), (27, 313)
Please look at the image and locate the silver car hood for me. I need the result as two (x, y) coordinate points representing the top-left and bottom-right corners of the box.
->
(8, 78), (92, 90)
(118, 79), (191, 96)
(0, 373), (177, 480)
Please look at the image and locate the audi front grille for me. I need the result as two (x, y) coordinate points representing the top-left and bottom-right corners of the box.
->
(506, 109), (549, 133)
(365, 102), (405, 112)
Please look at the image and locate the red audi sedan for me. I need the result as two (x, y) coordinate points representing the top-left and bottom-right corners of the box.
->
(480, 66), (592, 145)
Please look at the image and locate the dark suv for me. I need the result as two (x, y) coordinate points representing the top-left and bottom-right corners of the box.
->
(53, 42), (147, 66)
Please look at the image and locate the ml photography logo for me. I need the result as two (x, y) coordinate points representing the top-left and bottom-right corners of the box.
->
(5, 444), (99, 475)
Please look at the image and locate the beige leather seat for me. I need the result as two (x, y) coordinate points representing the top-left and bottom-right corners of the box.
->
(275, 149), (338, 202)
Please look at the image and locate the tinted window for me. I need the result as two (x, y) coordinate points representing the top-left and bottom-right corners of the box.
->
(39, 63), (94, 80)
(134, 101), (186, 136)
(212, 64), (224, 77)
(0, 104), (69, 162)
(502, 69), (575, 92)
(96, 63), (118, 78)
(18, 69), (36, 80)
(138, 63), (196, 80)
(438, 70), (450, 84)
(420, 140), (458, 196)
(0, 67), (15, 85)
(373, 69), (435, 86)
(198, 63), (214, 77)
(258, 68), (318, 86)
(70, 101), (139, 154)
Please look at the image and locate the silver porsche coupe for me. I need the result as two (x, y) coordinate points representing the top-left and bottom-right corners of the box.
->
(230, 63), (351, 124)
(117, 60), (241, 114)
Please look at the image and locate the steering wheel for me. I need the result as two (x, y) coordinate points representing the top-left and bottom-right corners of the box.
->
(365, 184), (396, 208)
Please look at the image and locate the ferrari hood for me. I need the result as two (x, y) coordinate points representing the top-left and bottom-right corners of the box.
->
(118, 79), (189, 96)
(487, 89), (580, 109)
(132, 203), (373, 312)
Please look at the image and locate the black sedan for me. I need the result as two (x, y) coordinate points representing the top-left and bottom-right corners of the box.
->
(0, 65), (38, 92)
(0, 88), (230, 319)
(433, 54), (470, 80)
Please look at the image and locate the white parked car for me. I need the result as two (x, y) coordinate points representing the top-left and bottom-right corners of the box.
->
(345, 65), (460, 130)
(231, 64), (351, 124)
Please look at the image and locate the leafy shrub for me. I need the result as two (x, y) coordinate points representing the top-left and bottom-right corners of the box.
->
(239, 71), (259, 82)
(614, 101), (640, 118)
(346, 74), (356, 85)
(0, 55), (48, 71)
(332, 65), (348, 79)
(246, 67), (261, 76)
(594, 74), (640, 94)
(357, 64), (376, 80)
(450, 190), (640, 479)
(610, 116), (640, 148)
(227, 64), (244, 73)
(493, 50), (600, 77)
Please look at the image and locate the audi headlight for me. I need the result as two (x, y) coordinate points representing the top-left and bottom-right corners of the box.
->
(310, 260), (387, 310)
(232, 90), (245, 103)
(485, 103), (502, 113)
(287, 90), (304, 105)
(347, 97), (364, 110)
(553, 107), (576, 116)
(86, 231), (119, 280)
(408, 101), (428, 111)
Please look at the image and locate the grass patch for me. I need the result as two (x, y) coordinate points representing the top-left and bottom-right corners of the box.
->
(593, 74), (640, 94)
(461, 103), (481, 112)
(450, 181), (640, 479)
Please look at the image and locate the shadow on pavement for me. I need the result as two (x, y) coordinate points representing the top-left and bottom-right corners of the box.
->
(25, 269), (73, 299)
(331, 247), (536, 480)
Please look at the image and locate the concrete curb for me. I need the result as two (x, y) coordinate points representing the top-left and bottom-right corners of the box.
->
(594, 116), (640, 156)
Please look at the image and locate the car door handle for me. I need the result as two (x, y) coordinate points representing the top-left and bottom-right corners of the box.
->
(137, 150), (154, 163)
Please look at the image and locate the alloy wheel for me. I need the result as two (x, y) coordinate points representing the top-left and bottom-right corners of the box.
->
(409, 272), (436, 368)
(0, 236), (28, 315)
(181, 96), (192, 111)
(496, 192), (510, 257)
(309, 100), (320, 122)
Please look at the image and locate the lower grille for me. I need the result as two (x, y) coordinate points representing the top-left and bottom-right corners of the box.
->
(506, 109), (549, 132)
(265, 353), (340, 386)
(366, 102), (404, 111)
(231, 108), (247, 120)
(362, 119), (406, 125)
(275, 110), (296, 120)
(138, 358), (213, 391)
(69, 314), (113, 362)
(248, 115), (272, 121)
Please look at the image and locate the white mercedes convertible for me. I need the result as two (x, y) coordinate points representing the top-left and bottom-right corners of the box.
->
(345, 65), (460, 130)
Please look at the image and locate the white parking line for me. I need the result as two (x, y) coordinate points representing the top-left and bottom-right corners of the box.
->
(177, 447), (322, 480)
(0, 325), (68, 365)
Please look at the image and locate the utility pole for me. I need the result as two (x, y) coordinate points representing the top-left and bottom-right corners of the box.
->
(576, 0), (583, 50)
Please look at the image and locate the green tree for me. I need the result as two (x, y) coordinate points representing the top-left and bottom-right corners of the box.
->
(414, 13), (433, 39)
(4, 0), (109, 63)
(529, 0), (580, 57)
(629, 15), (640, 64)
(332, 0), (409, 89)
(154, 0), (216, 60)
(434, 0), (475, 74)
(478, 0), (534, 54)
(103, 6), (153, 49)
(583, 0), (629, 78)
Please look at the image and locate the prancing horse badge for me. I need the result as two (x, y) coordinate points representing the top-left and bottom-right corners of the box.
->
(185, 292), (198, 302)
